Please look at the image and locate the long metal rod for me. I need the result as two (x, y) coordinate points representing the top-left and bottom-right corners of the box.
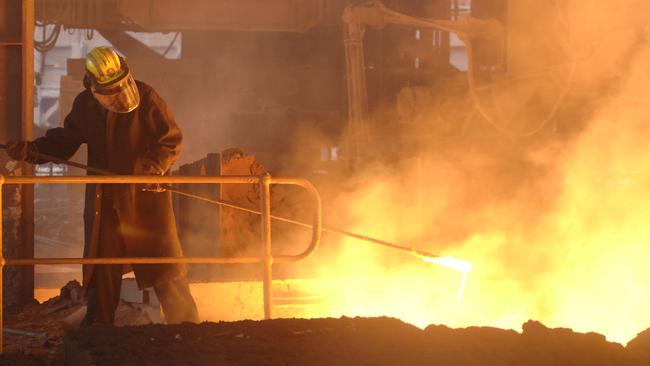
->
(0, 143), (114, 176)
(3, 175), (260, 185)
(260, 174), (273, 320)
(3, 256), (262, 266)
(1, 175), (4, 353)
(22, 0), (35, 143)
(20, 1), (36, 344)
(169, 187), (439, 260)
(3, 328), (47, 339)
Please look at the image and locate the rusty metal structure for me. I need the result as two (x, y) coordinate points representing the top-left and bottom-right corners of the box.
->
(0, 173), (323, 353)
(342, 0), (505, 160)
(36, 0), (325, 33)
(31, 0), (462, 167)
(0, 0), (35, 310)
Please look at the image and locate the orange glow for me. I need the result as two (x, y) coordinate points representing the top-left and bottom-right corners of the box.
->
(190, 1), (650, 345)
(421, 256), (473, 273)
(422, 256), (472, 303)
(277, 45), (650, 343)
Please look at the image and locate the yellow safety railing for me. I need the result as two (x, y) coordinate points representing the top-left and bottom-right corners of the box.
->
(0, 174), (322, 353)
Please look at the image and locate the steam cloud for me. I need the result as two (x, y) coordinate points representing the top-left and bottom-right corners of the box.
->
(167, 1), (650, 345)
(287, 0), (650, 345)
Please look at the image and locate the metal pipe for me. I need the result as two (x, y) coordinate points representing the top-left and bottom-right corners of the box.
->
(3, 175), (260, 185)
(169, 183), (438, 261)
(167, 188), (321, 264)
(22, 0), (35, 143)
(260, 174), (273, 320)
(21, 0), (36, 327)
(3, 328), (47, 339)
(259, 178), (322, 262)
(0, 143), (114, 176)
(1, 174), (4, 353)
(342, 6), (370, 162)
(3, 256), (263, 266)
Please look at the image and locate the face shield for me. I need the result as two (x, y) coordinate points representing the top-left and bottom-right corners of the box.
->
(90, 68), (141, 114)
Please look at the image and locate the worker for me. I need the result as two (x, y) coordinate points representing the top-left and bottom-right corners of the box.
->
(5, 46), (199, 326)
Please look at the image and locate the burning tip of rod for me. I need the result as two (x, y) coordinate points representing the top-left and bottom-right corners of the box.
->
(422, 256), (473, 273)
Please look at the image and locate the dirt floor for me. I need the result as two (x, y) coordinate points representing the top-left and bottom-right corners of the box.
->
(0, 280), (152, 365)
(1, 282), (650, 365)
(1, 301), (74, 365)
(3, 310), (650, 365)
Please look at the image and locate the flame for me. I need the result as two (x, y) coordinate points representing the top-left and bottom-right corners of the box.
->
(421, 256), (473, 303)
(421, 256), (473, 273)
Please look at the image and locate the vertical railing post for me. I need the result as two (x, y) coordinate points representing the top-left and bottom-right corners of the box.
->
(0, 175), (5, 353)
(259, 174), (273, 320)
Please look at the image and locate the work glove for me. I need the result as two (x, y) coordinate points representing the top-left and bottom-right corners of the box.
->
(5, 140), (38, 163)
(138, 164), (166, 193)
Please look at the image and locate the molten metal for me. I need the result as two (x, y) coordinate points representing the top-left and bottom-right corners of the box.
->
(421, 256), (473, 273)
(421, 256), (473, 303)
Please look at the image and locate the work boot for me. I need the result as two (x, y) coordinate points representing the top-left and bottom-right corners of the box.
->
(80, 287), (97, 327)
(154, 277), (200, 324)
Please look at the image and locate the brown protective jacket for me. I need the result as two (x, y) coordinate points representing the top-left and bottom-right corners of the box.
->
(34, 81), (186, 288)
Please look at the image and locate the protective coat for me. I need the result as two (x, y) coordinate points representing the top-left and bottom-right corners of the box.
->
(34, 81), (186, 288)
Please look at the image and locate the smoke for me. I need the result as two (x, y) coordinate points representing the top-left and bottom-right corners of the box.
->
(287, 0), (650, 345)
(138, 1), (650, 345)
(538, 43), (650, 342)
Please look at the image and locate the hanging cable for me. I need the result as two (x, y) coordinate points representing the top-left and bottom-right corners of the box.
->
(461, 32), (577, 137)
(34, 0), (74, 53)
(35, 23), (62, 53)
(457, 0), (608, 137)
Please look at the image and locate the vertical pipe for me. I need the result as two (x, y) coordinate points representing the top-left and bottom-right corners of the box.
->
(0, 175), (5, 354)
(22, 0), (34, 141)
(259, 174), (273, 320)
(342, 7), (368, 165)
(21, 0), (35, 308)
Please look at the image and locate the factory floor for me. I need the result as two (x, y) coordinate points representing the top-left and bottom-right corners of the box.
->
(4, 314), (650, 366)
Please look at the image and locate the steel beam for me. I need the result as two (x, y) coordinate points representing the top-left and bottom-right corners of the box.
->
(37, 0), (324, 32)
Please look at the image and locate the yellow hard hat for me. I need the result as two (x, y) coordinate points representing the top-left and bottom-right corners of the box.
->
(85, 46), (125, 85)
(85, 46), (140, 113)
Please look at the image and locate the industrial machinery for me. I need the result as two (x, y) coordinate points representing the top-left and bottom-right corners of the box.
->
(342, 0), (505, 161)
